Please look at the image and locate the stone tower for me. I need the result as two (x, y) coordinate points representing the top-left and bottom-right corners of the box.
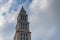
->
(14, 6), (31, 40)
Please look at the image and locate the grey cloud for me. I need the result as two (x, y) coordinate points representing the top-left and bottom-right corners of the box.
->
(28, 0), (60, 40)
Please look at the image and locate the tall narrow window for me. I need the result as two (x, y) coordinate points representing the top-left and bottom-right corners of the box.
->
(21, 16), (22, 20)
(23, 16), (24, 20)
(21, 23), (22, 29)
(24, 34), (25, 40)
(20, 33), (23, 40)
(21, 16), (25, 20)
(21, 23), (27, 29)
(25, 24), (27, 29)
(26, 34), (28, 40)
(23, 24), (24, 29)
(25, 16), (27, 21)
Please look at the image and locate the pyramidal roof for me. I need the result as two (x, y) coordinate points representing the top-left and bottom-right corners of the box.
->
(20, 6), (26, 13)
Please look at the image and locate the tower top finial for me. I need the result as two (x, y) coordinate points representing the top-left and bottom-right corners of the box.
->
(20, 6), (26, 13)
(22, 6), (23, 9)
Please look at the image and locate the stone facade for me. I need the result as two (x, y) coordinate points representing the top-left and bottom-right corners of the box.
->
(14, 6), (31, 40)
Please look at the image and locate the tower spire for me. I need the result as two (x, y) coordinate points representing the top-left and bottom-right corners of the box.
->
(20, 6), (26, 14)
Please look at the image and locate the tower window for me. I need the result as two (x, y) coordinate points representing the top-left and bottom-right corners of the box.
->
(21, 15), (27, 21)
(21, 23), (27, 30)
(23, 24), (25, 29)
(24, 24), (27, 29)
(21, 23), (23, 29)
(20, 33), (23, 40)
(26, 34), (28, 40)
(21, 16), (24, 20)
(24, 34), (28, 40)
(24, 34), (25, 40)
(25, 16), (27, 21)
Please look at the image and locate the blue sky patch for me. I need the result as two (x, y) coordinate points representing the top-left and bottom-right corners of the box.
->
(0, 0), (9, 7)
(2, 12), (6, 16)
(17, 0), (26, 4)
(8, 0), (32, 13)
(29, 0), (32, 3)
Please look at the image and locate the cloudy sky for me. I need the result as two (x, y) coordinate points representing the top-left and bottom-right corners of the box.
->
(0, 0), (60, 40)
